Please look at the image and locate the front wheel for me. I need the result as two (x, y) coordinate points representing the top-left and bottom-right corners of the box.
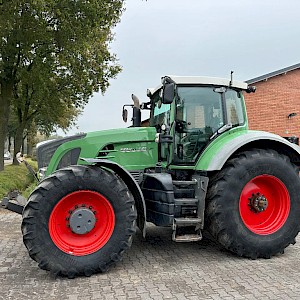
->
(206, 149), (300, 259)
(22, 165), (137, 278)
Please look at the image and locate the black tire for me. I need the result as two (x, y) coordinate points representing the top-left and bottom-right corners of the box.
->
(205, 149), (300, 259)
(21, 165), (137, 278)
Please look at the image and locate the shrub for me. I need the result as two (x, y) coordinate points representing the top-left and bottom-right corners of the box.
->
(0, 160), (38, 200)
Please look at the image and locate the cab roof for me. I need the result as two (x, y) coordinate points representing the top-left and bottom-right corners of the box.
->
(148, 75), (248, 96)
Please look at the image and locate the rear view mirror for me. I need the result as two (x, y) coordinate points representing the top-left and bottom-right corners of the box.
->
(162, 83), (175, 104)
(122, 108), (128, 122)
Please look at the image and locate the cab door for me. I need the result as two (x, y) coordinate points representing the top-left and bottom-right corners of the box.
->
(149, 89), (175, 166)
(172, 86), (224, 165)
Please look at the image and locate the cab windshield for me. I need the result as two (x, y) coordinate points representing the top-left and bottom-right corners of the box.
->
(174, 86), (244, 163)
(176, 87), (224, 133)
(149, 86), (245, 165)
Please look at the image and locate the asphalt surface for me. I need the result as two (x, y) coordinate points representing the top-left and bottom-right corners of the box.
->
(0, 208), (300, 300)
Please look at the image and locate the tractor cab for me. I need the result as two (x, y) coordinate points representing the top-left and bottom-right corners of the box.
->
(147, 76), (250, 165)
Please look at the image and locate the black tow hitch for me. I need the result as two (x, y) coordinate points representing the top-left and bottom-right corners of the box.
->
(1, 191), (27, 214)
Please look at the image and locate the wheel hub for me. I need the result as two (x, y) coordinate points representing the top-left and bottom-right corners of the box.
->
(68, 207), (96, 234)
(248, 193), (268, 213)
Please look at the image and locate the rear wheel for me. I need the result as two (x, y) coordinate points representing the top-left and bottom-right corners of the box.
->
(206, 149), (300, 258)
(22, 165), (136, 278)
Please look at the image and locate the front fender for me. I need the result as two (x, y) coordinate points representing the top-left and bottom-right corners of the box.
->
(196, 130), (300, 171)
(80, 158), (147, 237)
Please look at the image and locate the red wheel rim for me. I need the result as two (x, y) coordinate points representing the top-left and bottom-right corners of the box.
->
(239, 175), (290, 235)
(49, 190), (115, 256)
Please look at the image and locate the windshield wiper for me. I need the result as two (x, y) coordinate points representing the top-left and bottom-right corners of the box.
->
(210, 123), (233, 140)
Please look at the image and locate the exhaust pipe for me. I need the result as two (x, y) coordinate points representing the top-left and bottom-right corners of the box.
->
(132, 94), (141, 127)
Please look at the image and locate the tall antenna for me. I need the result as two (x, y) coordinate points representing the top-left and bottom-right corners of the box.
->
(229, 71), (234, 87)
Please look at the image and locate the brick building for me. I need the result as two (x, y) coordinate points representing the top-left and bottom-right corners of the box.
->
(245, 63), (300, 140)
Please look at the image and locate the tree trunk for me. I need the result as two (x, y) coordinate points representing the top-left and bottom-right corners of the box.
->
(13, 125), (25, 165)
(0, 81), (13, 171)
(22, 135), (26, 155)
(8, 136), (12, 153)
(27, 132), (35, 157)
(27, 140), (33, 157)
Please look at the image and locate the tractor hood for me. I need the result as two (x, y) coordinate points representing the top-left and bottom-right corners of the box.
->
(40, 127), (158, 177)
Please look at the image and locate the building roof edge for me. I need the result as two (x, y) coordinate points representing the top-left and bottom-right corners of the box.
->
(246, 63), (300, 84)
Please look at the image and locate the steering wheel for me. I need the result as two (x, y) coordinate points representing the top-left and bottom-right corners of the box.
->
(180, 130), (204, 159)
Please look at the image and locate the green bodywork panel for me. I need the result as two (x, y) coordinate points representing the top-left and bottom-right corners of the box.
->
(195, 126), (249, 170)
(45, 127), (158, 176)
(45, 124), (254, 175)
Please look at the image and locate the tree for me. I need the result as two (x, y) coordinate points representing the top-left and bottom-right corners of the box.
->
(0, 0), (124, 170)
(11, 75), (82, 164)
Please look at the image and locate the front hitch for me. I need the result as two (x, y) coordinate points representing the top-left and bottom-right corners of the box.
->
(1, 191), (27, 214)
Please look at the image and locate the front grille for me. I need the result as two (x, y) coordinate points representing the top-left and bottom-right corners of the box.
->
(36, 134), (86, 169)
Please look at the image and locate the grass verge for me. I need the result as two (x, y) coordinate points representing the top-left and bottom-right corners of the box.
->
(0, 160), (38, 200)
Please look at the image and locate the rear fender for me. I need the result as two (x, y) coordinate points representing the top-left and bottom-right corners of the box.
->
(197, 131), (300, 171)
(80, 158), (147, 237)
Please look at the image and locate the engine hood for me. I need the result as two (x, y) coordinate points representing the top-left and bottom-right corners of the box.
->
(44, 127), (158, 176)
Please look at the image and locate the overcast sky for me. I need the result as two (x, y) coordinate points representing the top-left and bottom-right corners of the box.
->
(58, 0), (300, 136)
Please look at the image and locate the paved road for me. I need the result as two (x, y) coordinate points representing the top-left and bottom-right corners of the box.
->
(0, 208), (300, 300)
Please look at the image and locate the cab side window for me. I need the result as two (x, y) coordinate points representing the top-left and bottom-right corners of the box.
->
(225, 90), (244, 126)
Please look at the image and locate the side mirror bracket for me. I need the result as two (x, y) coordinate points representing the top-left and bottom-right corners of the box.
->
(246, 86), (256, 93)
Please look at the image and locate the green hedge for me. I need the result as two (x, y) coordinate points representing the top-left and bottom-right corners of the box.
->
(0, 160), (38, 200)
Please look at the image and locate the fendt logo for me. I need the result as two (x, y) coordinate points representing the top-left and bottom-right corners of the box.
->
(120, 147), (147, 153)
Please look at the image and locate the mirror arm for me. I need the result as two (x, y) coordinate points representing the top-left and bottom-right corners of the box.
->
(140, 102), (151, 110)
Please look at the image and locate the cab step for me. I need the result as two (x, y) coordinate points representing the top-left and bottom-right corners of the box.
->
(172, 217), (202, 242)
(174, 198), (198, 205)
(172, 179), (197, 186)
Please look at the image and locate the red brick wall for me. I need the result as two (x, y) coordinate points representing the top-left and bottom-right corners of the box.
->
(244, 69), (300, 139)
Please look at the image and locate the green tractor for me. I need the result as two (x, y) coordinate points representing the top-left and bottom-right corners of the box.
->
(21, 75), (300, 278)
